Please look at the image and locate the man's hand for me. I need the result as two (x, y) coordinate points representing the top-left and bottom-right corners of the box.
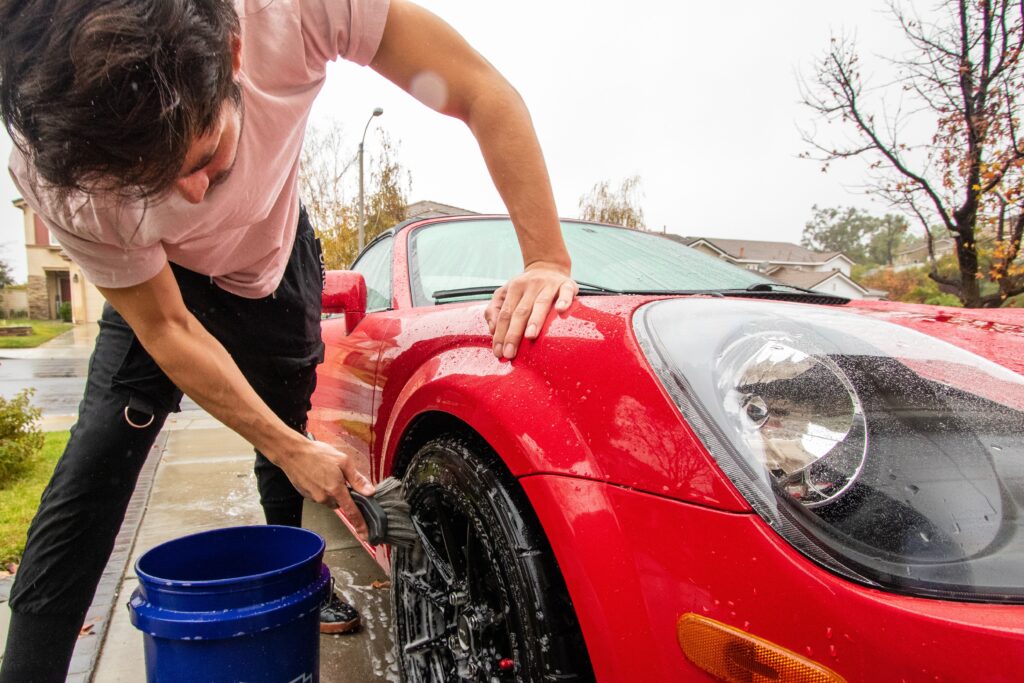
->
(277, 435), (376, 540)
(485, 261), (578, 359)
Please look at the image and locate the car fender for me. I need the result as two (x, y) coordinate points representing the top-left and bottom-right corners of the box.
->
(378, 345), (598, 482)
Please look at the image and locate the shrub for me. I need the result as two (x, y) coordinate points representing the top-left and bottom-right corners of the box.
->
(58, 302), (72, 322)
(0, 390), (44, 487)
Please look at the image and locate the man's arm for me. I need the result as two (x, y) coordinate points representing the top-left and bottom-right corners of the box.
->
(369, 0), (578, 359)
(98, 265), (374, 534)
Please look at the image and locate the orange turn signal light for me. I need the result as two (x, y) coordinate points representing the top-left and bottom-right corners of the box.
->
(677, 614), (846, 683)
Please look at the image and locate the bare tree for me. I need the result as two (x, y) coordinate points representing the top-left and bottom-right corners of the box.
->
(800, 0), (1024, 307)
(299, 122), (412, 269)
(578, 175), (646, 230)
(299, 120), (357, 270)
(362, 134), (412, 249)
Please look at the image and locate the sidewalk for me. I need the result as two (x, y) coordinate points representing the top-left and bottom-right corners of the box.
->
(90, 411), (399, 682)
(0, 323), (99, 360)
(0, 325), (399, 681)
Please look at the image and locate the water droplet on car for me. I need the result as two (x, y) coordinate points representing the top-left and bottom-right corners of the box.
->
(991, 444), (1002, 451)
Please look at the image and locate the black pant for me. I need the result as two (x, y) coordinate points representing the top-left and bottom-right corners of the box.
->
(0, 209), (325, 683)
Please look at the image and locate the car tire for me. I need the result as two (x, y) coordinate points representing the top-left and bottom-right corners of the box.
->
(392, 434), (594, 682)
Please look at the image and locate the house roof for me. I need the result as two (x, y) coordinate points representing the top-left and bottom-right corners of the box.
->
(768, 266), (870, 294)
(686, 236), (850, 265)
(895, 236), (957, 257)
(404, 200), (478, 219)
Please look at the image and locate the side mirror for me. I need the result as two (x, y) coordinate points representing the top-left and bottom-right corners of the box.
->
(322, 270), (367, 331)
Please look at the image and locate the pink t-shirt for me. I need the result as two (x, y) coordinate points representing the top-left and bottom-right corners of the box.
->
(9, 0), (390, 298)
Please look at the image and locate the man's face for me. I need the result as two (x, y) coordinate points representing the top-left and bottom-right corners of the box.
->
(173, 35), (243, 205)
(174, 99), (243, 204)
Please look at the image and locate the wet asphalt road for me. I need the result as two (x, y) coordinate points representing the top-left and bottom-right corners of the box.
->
(0, 356), (199, 416)
(0, 357), (90, 415)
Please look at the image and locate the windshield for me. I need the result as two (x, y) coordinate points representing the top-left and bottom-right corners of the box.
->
(408, 218), (771, 306)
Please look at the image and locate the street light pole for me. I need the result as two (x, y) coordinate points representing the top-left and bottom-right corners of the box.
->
(357, 107), (384, 252)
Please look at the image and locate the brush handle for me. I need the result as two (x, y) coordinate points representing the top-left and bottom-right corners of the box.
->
(349, 489), (388, 546)
(303, 432), (389, 545)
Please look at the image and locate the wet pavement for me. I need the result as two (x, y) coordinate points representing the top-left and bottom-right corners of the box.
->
(91, 417), (398, 683)
(0, 357), (90, 415)
(0, 322), (197, 415)
(0, 325), (398, 682)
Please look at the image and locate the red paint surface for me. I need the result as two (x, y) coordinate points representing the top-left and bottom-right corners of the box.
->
(848, 299), (1024, 374)
(308, 217), (1024, 677)
(523, 475), (1024, 682)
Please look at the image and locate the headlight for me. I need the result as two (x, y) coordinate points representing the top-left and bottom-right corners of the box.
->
(634, 298), (1024, 603)
(720, 336), (868, 507)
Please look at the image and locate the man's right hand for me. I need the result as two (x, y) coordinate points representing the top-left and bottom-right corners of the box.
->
(276, 435), (376, 540)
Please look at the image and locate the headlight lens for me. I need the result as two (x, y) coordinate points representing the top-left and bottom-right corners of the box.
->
(721, 337), (867, 507)
(634, 298), (1024, 603)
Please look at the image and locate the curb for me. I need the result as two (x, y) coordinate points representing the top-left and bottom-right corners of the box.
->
(67, 431), (168, 683)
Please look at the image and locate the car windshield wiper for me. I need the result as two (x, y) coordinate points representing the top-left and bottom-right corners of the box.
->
(432, 281), (620, 302)
(433, 281), (848, 305)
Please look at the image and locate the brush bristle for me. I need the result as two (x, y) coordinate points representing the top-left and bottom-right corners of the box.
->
(373, 477), (418, 547)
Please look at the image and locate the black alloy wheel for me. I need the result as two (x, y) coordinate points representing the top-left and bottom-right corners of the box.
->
(393, 435), (594, 682)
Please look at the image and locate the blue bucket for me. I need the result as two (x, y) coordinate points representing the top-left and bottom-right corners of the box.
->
(128, 525), (331, 682)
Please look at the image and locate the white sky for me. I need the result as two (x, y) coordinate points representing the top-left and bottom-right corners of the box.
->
(0, 0), (911, 282)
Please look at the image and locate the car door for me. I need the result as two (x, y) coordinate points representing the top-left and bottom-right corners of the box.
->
(308, 235), (395, 482)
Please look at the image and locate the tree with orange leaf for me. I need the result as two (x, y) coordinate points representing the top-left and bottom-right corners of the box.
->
(800, 0), (1024, 307)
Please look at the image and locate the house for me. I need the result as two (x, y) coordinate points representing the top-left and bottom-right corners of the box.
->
(404, 199), (477, 220)
(894, 236), (957, 268)
(14, 198), (105, 323)
(667, 235), (885, 300)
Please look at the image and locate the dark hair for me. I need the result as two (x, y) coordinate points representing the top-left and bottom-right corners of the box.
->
(0, 0), (240, 201)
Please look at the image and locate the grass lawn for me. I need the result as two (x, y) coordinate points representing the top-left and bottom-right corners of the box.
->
(0, 431), (68, 564)
(0, 319), (73, 349)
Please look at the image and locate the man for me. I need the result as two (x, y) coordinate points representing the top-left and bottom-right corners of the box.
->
(0, 0), (576, 679)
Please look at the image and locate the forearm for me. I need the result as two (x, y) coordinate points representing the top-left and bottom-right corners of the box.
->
(464, 86), (570, 271)
(370, 0), (569, 271)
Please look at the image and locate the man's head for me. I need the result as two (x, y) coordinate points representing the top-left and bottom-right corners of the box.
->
(0, 0), (241, 202)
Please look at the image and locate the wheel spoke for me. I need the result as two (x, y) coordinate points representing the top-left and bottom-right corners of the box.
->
(438, 508), (470, 581)
(398, 569), (448, 609)
(404, 632), (449, 656)
(413, 516), (457, 586)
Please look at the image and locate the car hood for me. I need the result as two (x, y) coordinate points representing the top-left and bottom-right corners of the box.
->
(844, 299), (1024, 375)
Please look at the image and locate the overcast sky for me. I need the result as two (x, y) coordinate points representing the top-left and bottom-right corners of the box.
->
(0, 0), (912, 281)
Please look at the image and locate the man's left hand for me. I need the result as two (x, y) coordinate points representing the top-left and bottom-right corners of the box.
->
(485, 262), (578, 359)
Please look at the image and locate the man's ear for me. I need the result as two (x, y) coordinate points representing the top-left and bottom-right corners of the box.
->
(231, 35), (242, 76)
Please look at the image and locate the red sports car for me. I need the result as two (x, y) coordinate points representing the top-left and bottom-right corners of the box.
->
(308, 215), (1024, 683)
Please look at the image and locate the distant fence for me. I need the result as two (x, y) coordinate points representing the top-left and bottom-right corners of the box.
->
(1, 288), (29, 318)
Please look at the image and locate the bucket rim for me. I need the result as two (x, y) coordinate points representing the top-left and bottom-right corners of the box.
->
(134, 525), (326, 588)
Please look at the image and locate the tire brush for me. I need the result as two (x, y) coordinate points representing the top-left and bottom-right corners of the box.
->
(348, 478), (418, 547)
(304, 433), (417, 547)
